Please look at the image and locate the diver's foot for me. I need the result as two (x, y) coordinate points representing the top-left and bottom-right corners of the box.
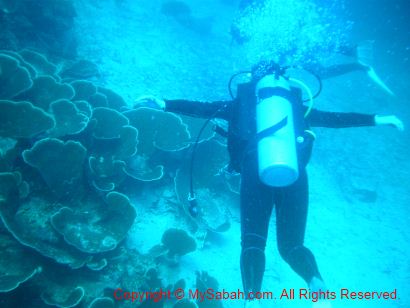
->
(356, 40), (395, 96)
(309, 277), (333, 307)
(356, 40), (375, 68)
(309, 276), (327, 292)
(365, 67), (395, 96)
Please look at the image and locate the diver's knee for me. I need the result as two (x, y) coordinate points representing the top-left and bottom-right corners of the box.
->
(241, 233), (267, 250)
(278, 244), (304, 263)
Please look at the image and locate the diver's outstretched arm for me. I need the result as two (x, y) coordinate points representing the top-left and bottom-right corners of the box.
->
(164, 99), (231, 119)
(134, 95), (166, 109)
(308, 109), (376, 128)
(134, 95), (231, 120)
(308, 108), (404, 131)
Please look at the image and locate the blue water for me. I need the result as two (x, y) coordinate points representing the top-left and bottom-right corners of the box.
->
(0, 0), (409, 307)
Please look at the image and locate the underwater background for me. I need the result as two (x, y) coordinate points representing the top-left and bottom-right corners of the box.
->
(0, 0), (409, 307)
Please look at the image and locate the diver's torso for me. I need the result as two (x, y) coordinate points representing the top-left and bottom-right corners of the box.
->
(227, 82), (314, 173)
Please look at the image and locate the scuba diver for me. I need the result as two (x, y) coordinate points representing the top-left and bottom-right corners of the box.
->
(135, 61), (403, 308)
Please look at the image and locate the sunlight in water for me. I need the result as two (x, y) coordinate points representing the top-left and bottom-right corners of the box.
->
(235, 0), (352, 65)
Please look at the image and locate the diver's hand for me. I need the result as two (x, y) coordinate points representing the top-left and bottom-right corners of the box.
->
(134, 95), (165, 110)
(375, 115), (404, 131)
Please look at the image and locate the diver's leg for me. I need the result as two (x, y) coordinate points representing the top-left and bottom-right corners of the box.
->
(309, 42), (394, 95)
(305, 43), (366, 79)
(240, 149), (273, 295)
(311, 62), (367, 79)
(275, 168), (323, 283)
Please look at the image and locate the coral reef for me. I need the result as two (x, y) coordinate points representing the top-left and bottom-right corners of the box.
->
(51, 192), (136, 254)
(0, 100), (54, 138)
(88, 297), (115, 308)
(0, 54), (33, 99)
(0, 49), (234, 307)
(90, 107), (129, 139)
(41, 286), (85, 308)
(174, 139), (234, 232)
(18, 49), (58, 76)
(196, 272), (223, 308)
(0, 233), (41, 292)
(22, 138), (87, 199)
(48, 99), (90, 137)
(16, 75), (76, 110)
(161, 228), (197, 258)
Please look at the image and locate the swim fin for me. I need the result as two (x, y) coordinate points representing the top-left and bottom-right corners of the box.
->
(366, 67), (395, 96)
(357, 40), (395, 96)
(357, 40), (374, 68)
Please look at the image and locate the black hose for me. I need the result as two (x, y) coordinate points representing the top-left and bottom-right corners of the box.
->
(188, 104), (228, 217)
(228, 71), (251, 99)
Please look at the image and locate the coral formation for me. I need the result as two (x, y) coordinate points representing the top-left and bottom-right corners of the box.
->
(161, 228), (197, 257)
(0, 54), (33, 99)
(51, 192), (136, 254)
(0, 233), (41, 292)
(0, 49), (234, 307)
(90, 107), (129, 139)
(174, 299), (198, 308)
(195, 272), (223, 308)
(174, 139), (233, 232)
(87, 155), (126, 192)
(41, 286), (85, 308)
(22, 138), (87, 199)
(49, 99), (90, 137)
(70, 80), (97, 101)
(124, 107), (191, 153)
(18, 49), (57, 76)
(0, 100), (55, 138)
(88, 297), (115, 308)
(17, 75), (75, 110)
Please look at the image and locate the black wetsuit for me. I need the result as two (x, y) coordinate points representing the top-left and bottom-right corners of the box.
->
(164, 83), (375, 293)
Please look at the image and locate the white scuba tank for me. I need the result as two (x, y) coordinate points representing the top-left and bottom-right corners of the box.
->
(255, 74), (299, 187)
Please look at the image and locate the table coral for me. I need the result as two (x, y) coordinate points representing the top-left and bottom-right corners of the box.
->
(0, 100), (55, 138)
(22, 138), (87, 199)
(49, 99), (90, 137)
(0, 53), (33, 99)
(161, 228), (197, 257)
(50, 192), (136, 254)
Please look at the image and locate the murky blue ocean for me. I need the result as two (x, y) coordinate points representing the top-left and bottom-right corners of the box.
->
(0, 1), (408, 307)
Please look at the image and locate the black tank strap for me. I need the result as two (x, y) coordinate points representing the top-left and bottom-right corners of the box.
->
(255, 116), (288, 142)
(241, 116), (288, 167)
(257, 87), (293, 102)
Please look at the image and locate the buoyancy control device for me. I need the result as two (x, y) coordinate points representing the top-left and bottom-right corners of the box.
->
(187, 63), (320, 216)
